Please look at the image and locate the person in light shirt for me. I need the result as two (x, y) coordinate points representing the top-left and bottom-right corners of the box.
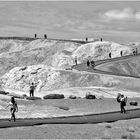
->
(6, 97), (18, 122)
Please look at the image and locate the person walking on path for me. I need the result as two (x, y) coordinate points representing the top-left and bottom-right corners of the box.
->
(136, 48), (138, 55)
(133, 49), (136, 55)
(29, 82), (36, 97)
(91, 60), (95, 69)
(6, 97), (18, 122)
(87, 59), (90, 69)
(120, 94), (126, 113)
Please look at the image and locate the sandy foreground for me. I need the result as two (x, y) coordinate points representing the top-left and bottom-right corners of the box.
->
(0, 97), (140, 139)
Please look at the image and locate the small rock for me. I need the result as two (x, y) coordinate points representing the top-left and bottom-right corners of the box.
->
(26, 96), (41, 100)
(126, 126), (135, 132)
(85, 94), (96, 99)
(105, 125), (112, 128)
(121, 134), (128, 139)
(69, 95), (77, 99)
(130, 101), (138, 106)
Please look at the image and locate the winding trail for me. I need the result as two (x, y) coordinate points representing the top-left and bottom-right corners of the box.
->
(73, 53), (140, 79)
(1, 53), (140, 128)
(0, 108), (140, 128)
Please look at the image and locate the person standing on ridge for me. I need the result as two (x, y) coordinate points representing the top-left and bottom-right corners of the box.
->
(120, 51), (123, 57)
(6, 97), (18, 122)
(44, 34), (47, 39)
(35, 34), (37, 39)
(109, 52), (111, 59)
(29, 82), (36, 97)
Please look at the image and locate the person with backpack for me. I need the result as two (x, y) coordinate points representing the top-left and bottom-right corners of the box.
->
(120, 94), (126, 113)
(6, 97), (18, 122)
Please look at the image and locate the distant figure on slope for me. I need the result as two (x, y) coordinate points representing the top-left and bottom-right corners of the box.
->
(136, 48), (138, 55)
(44, 34), (47, 39)
(6, 97), (18, 122)
(35, 34), (37, 39)
(100, 38), (103, 42)
(87, 59), (90, 69)
(29, 82), (36, 97)
(109, 52), (111, 59)
(75, 56), (78, 65)
(91, 60), (95, 69)
(86, 37), (88, 42)
(133, 49), (136, 55)
(120, 51), (123, 57)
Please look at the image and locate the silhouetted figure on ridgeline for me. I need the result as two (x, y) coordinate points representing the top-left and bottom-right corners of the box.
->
(35, 34), (37, 39)
(86, 37), (88, 42)
(44, 34), (47, 39)
(120, 51), (123, 57)
(100, 38), (102, 42)
(109, 52), (111, 59)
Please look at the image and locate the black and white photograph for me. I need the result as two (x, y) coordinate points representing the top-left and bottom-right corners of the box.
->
(0, 0), (140, 139)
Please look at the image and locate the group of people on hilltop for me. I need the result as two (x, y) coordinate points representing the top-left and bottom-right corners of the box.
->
(85, 37), (103, 42)
(34, 34), (47, 39)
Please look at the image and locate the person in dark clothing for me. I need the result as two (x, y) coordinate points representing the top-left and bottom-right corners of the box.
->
(133, 49), (135, 55)
(120, 51), (123, 56)
(120, 94), (126, 113)
(100, 38), (102, 42)
(35, 34), (37, 38)
(87, 59), (90, 69)
(91, 60), (95, 69)
(86, 37), (88, 42)
(109, 52), (111, 59)
(136, 48), (138, 55)
(44, 34), (47, 39)
(75, 56), (78, 65)
(30, 83), (35, 97)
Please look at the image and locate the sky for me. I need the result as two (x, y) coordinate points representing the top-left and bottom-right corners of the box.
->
(0, 1), (140, 43)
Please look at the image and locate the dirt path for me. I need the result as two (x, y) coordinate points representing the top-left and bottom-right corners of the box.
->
(0, 108), (140, 128)
(73, 53), (140, 79)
